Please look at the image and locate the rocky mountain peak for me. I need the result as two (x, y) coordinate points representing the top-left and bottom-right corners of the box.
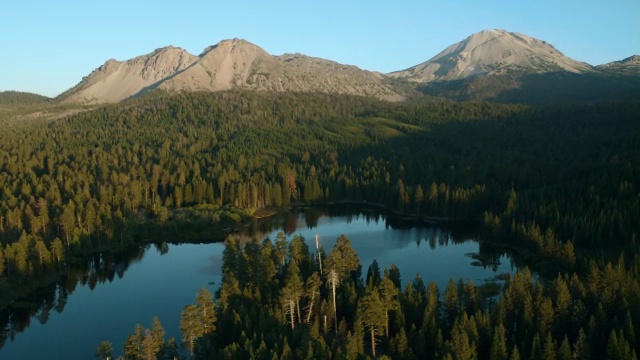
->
(388, 29), (592, 83)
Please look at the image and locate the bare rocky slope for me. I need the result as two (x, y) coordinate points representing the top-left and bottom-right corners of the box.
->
(61, 39), (403, 103)
(59, 31), (637, 104)
(60, 46), (198, 103)
(388, 29), (593, 83)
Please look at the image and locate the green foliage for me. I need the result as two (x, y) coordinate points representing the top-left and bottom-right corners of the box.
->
(155, 231), (639, 359)
(1, 89), (639, 359)
(95, 340), (113, 360)
(358, 287), (387, 357)
(0, 91), (50, 106)
(326, 235), (360, 281)
(418, 71), (640, 104)
(1, 91), (638, 304)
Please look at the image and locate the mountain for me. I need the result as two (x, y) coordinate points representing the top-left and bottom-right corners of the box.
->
(60, 46), (199, 103)
(387, 29), (639, 103)
(596, 55), (640, 75)
(388, 29), (593, 83)
(57, 31), (639, 105)
(61, 39), (403, 103)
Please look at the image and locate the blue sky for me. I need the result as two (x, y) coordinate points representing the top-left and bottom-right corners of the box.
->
(1, 0), (638, 97)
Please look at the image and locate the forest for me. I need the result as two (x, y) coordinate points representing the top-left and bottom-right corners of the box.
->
(111, 232), (638, 359)
(0, 90), (638, 358)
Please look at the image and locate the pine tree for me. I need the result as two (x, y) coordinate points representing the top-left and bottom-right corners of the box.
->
(379, 276), (400, 338)
(151, 316), (166, 352)
(140, 328), (157, 360)
(558, 336), (572, 360)
(510, 345), (521, 360)
(359, 288), (386, 358)
(180, 304), (202, 358)
(282, 261), (304, 325)
(529, 333), (542, 360)
(573, 328), (590, 360)
(304, 272), (322, 324)
(490, 323), (508, 360)
(326, 266), (341, 333)
(326, 235), (360, 281)
(542, 332), (556, 360)
(95, 340), (113, 360)
(124, 324), (144, 360)
(366, 259), (381, 288)
(444, 279), (460, 327)
(195, 287), (217, 334)
(449, 321), (477, 360)
(415, 184), (424, 216)
(274, 232), (287, 268)
(60, 201), (76, 247)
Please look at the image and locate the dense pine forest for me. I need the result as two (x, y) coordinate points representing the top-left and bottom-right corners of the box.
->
(0, 90), (638, 358)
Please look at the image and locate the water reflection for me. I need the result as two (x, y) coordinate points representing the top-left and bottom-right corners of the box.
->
(0, 205), (526, 358)
(239, 205), (523, 289)
(244, 204), (480, 247)
(0, 245), (147, 350)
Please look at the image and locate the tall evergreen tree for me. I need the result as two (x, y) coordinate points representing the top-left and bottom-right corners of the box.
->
(358, 288), (386, 358)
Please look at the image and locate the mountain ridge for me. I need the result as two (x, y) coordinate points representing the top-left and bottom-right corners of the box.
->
(61, 39), (403, 103)
(58, 30), (638, 104)
(596, 55), (640, 75)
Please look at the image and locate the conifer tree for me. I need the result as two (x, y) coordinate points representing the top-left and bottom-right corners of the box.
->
(180, 304), (202, 358)
(124, 324), (144, 360)
(281, 261), (304, 329)
(358, 288), (386, 358)
(379, 276), (399, 338)
(304, 272), (322, 324)
(95, 340), (113, 360)
(326, 266), (341, 333)
(326, 235), (360, 281)
(195, 287), (217, 335)
(490, 323), (508, 360)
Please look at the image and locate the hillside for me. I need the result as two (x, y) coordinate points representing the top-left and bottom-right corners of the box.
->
(59, 46), (198, 103)
(0, 89), (639, 358)
(0, 91), (50, 106)
(60, 39), (403, 103)
(597, 55), (640, 75)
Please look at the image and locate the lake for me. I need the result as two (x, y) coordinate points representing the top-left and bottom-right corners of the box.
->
(0, 206), (519, 359)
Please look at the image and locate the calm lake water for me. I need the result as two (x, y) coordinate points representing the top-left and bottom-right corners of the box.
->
(0, 206), (519, 359)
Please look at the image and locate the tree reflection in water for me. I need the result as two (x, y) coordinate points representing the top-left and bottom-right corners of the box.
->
(0, 244), (149, 350)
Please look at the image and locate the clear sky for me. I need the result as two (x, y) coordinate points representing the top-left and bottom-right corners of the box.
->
(1, 0), (638, 97)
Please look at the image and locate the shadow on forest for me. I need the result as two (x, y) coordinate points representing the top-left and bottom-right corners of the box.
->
(1, 95), (637, 352)
(419, 71), (640, 104)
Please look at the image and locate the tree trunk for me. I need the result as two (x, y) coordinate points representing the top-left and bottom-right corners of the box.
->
(296, 299), (302, 324)
(315, 234), (323, 276)
(189, 335), (194, 357)
(332, 284), (337, 333)
(305, 291), (316, 324)
(371, 327), (376, 357)
(385, 311), (389, 338)
(202, 307), (207, 334)
(289, 300), (295, 330)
